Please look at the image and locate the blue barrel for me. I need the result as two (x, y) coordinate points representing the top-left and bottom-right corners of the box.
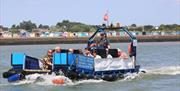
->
(8, 74), (22, 82)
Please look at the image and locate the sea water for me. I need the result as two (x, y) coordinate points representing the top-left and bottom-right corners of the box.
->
(0, 42), (180, 91)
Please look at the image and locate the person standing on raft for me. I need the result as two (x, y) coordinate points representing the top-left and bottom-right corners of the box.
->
(40, 49), (54, 70)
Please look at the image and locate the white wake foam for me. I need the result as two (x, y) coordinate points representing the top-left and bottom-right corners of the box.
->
(73, 79), (104, 85)
(9, 73), (104, 86)
(146, 66), (180, 75)
(9, 73), (71, 86)
(8, 66), (180, 86)
(123, 73), (141, 81)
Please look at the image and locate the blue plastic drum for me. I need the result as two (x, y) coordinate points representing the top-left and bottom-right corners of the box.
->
(8, 74), (22, 82)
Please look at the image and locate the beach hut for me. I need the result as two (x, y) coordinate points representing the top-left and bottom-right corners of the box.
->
(53, 32), (60, 37)
(0, 32), (3, 38)
(152, 31), (160, 35)
(2, 32), (12, 38)
(131, 31), (136, 36)
(20, 30), (29, 38)
(49, 32), (54, 37)
(77, 32), (86, 37)
(110, 31), (117, 37)
(62, 32), (68, 38)
(176, 31), (180, 35)
(119, 31), (125, 36)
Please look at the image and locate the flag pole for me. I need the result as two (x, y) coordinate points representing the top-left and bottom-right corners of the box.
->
(103, 10), (109, 27)
(107, 11), (109, 27)
(107, 19), (109, 27)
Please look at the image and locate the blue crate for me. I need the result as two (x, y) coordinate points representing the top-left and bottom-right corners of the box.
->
(53, 53), (67, 65)
(11, 53), (25, 66)
(11, 53), (25, 69)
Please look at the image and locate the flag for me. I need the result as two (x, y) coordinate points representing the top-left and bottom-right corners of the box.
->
(104, 13), (109, 21)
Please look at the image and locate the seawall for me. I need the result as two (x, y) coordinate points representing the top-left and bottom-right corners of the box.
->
(0, 35), (180, 45)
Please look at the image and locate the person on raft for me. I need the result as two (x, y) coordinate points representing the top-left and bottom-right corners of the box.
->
(89, 33), (110, 50)
(92, 50), (101, 59)
(41, 49), (54, 70)
(99, 33), (110, 49)
(84, 47), (93, 57)
(117, 48), (128, 59)
(55, 46), (61, 53)
(106, 48), (113, 58)
(68, 48), (74, 53)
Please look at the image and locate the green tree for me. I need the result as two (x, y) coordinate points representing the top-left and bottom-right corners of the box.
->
(55, 20), (92, 32)
(131, 24), (137, 27)
(69, 25), (91, 32)
(11, 24), (16, 29)
(38, 24), (49, 29)
(144, 25), (154, 31)
(16, 25), (20, 29)
(19, 20), (37, 32)
(10, 29), (20, 34)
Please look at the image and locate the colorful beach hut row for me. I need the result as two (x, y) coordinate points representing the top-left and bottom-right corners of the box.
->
(0, 31), (180, 38)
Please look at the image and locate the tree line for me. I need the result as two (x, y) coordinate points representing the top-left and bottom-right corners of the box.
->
(8, 20), (180, 33)
(129, 24), (180, 32)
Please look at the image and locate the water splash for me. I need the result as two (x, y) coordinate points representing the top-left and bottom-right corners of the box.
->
(123, 73), (141, 81)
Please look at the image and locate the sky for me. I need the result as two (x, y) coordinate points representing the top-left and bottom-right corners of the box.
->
(0, 0), (180, 27)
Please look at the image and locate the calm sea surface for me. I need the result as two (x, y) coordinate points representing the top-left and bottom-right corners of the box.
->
(0, 42), (180, 91)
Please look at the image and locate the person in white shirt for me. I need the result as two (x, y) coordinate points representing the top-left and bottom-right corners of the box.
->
(84, 48), (93, 57)
(92, 50), (102, 59)
(107, 54), (113, 58)
(106, 48), (113, 58)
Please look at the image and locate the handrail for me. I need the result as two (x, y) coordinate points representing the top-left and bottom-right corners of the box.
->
(88, 27), (136, 46)
(87, 26), (137, 67)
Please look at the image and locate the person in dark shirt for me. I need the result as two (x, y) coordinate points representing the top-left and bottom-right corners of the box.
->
(99, 33), (110, 49)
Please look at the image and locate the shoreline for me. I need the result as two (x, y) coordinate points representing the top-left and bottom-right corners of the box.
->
(0, 35), (180, 46)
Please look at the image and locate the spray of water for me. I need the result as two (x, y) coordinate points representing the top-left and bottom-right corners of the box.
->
(3, 66), (179, 86)
(9, 73), (103, 86)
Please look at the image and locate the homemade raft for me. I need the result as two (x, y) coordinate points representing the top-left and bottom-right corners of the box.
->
(2, 26), (141, 82)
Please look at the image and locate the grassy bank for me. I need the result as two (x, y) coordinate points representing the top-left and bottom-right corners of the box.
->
(0, 35), (180, 45)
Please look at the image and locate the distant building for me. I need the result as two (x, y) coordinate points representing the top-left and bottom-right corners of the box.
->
(0, 25), (10, 38)
(0, 25), (3, 32)
(0, 32), (2, 37)
(0, 25), (8, 32)
(19, 29), (30, 38)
